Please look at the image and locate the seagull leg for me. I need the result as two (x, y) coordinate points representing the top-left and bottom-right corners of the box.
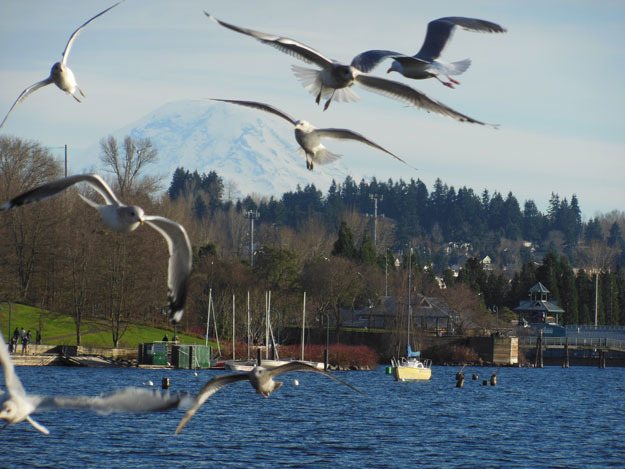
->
(315, 88), (323, 105)
(448, 76), (461, 85)
(435, 75), (455, 89)
(323, 89), (336, 111)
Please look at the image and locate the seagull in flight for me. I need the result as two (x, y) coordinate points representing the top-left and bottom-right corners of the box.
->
(0, 174), (192, 324)
(0, 334), (192, 434)
(175, 361), (365, 434)
(353, 17), (507, 88)
(204, 12), (492, 126)
(0, 1), (124, 129)
(213, 98), (416, 171)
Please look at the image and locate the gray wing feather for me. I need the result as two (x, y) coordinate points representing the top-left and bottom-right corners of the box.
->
(61, 1), (124, 66)
(205, 12), (333, 68)
(350, 50), (402, 73)
(0, 78), (53, 129)
(176, 373), (250, 434)
(212, 99), (297, 125)
(144, 216), (192, 324)
(354, 74), (490, 125)
(417, 17), (507, 60)
(315, 128), (415, 170)
(38, 388), (190, 414)
(266, 362), (366, 396)
(0, 174), (119, 211)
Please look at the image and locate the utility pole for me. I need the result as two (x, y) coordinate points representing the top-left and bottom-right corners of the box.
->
(369, 194), (383, 247)
(245, 210), (260, 267)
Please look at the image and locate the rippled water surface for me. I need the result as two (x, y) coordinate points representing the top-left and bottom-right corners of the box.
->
(4, 365), (625, 468)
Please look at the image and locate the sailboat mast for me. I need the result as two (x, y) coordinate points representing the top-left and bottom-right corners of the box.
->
(301, 292), (307, 361)
(407, 247), (412, 349)
(232, 293), (236, 360)
(205, 288), (211, 346)
(247, 290), (251, 360)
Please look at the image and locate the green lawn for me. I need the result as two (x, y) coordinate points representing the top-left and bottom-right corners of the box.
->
(0, 303), (211, 349)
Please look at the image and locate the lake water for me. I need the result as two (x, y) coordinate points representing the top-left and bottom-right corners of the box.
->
(4, 365), (625, 468)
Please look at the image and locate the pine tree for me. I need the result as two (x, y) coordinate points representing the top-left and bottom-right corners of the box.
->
(332, 221), (356, 259)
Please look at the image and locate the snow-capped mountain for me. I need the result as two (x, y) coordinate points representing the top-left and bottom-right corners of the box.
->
(84, 100), (359, 199)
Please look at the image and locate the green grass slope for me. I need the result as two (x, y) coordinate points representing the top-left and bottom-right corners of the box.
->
(0, 303), (210, 349)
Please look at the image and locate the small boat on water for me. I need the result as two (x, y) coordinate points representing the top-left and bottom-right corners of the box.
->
(391, 345), (432, 381)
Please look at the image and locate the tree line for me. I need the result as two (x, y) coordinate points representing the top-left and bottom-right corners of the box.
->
(1, 135), (624, 348)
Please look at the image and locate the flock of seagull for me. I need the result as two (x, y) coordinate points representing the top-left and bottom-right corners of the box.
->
(0, 3), (506, 435)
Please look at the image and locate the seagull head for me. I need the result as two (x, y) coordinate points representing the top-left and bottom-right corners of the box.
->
(294, 120), (314, 133)
(0, 399), (27, 424)
(250, 366), (279, 397)
(387, 60), (402, 75)
(118, 205), (145, 232)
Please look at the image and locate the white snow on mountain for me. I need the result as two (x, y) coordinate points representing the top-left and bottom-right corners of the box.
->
(78, 100), (362, 200)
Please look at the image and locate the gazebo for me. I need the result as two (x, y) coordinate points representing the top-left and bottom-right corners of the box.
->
(513, 282), (565, 325)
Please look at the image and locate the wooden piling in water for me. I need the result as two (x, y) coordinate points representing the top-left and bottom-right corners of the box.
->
(563, 338), (570, 368)
(534, 332), (544, 368)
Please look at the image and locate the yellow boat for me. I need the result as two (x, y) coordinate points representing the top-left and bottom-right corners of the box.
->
(391, 346), (432, 381)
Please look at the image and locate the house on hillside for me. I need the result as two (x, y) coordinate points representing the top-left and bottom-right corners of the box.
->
(341, 294), (457, 335)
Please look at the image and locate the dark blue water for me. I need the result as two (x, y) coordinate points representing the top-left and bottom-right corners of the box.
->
(3, 365), (625, 468)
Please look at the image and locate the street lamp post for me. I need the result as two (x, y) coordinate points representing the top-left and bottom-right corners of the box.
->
(245, 210), (260, 267)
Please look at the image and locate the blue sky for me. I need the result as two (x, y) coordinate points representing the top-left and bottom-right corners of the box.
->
(1, 0), (624, 218)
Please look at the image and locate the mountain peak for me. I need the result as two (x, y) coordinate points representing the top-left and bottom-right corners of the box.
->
(90, 100), (357, 199)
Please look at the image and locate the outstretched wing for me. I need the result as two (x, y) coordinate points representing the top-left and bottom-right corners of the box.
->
(205, 12), (333, 69)
(354, 74), (493, 126)
(0, 78), (54, 129)
(37, 387), (191, 414)
(213, 99), (298, 126)
(61, 1), (124, 66)
(0, 334), (27, 400)
(267, 361), (365, 396)
(176, 373), (250, 434)
(350, 49), (402, 73)
(144, 216), (192, 324)
(0, 174), (120, 212)
(417, 17), (507, 60)
(315, 128), (415, 170)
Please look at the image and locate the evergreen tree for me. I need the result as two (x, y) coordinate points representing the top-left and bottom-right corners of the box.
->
(358, 232), (377, 265)
(332, 221), (356, 259)
(584, 217), (604, 243)
(607, 222), (624, 248)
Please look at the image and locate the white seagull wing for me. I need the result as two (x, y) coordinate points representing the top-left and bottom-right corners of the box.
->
(212, 99), (297, 125)
(144, 216), (193, 324)
(61, 1), (124, 66)
(266, 361), (366, 396)
(205, 12), (333, 69)
(37, 387), (192, 414)
(0, 334), (27, 400)
(0, 78), (53, 129)
(315, 128), (415, 169)
(176, 373), (250, 434)
(417, 17), (507, 60)
(0, 174), (120, 212)
(354, 73), (492, 126)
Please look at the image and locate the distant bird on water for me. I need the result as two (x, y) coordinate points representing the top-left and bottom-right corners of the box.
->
(353, 17), (507, 88)
(204, 12), (492, 126)
(0, 173), (191, 324)
(0, 1), (124, 129)
(0, 334), (191, 434)
(213, 98), (416, 171)
(175, 361), (365, 434)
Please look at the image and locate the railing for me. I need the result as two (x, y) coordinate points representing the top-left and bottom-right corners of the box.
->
(520, 336), (625, 352)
